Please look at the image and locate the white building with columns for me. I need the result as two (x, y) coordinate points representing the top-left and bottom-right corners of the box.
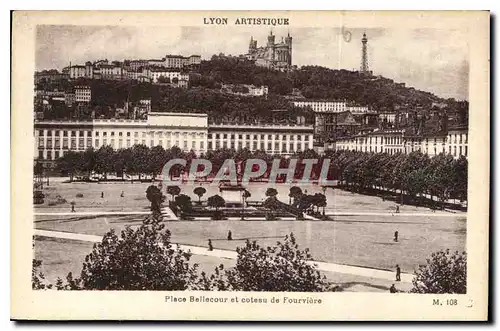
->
(207, 123), (314, 155)
(34, 112), (209, 163)
(333, 127), (468, 159)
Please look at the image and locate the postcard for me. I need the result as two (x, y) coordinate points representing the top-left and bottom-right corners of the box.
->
(11, 10), (489, 321)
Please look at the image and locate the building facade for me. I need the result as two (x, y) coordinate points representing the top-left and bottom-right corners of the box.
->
(293, 100), (347, 113)
(207, 123), (314, 155)
(34, 112), (209, 163)
(144, 69), (189, 84)
(445, 127), (468, 159)
(75, 86), (91, 103)
(246, 31), (292, 70)
(333, 128), (468, 158)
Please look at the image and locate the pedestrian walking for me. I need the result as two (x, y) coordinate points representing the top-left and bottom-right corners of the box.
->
(101, 192), (104, 198)
(208, 239), (213, 251)
(395, 205), (400, 213)
(120, 190), (124, 197)
(389, 284), (397, 293)
(395, 265), (401, 281)
(71, 203), (75, 213)
(227, 230), (232, 241)
(394, 231), (399, 242)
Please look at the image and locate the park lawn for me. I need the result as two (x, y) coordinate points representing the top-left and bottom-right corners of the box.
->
(34, 182), (153, 213)
(34, 181), (448, 214)
(33, 237), (411, 293)
(35, 213), (466, 274)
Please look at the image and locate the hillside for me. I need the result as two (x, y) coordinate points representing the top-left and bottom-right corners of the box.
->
(35, 57), (468, 126)
(195, 57), (466, 112)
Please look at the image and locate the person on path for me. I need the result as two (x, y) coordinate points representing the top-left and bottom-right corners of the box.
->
(227, 230), (232, 241)
(208, 239), (213, 251)
(395, 265), (401, 281)
(395, 205), (400, 213)
(120, 191), (124, 197)
(101, 192), (104, 198)
(389, 284), (397, 293)
(394, 231), (399, 242)
(71, 204), (75, 212)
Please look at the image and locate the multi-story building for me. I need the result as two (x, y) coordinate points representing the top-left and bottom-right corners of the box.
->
(129, 60), (148, 71)
(64, 92), (76, 106)
(67, 65), (86, 79)
(379, 112), (397, 124)
(445, 126), (468, 159)
(187, 55), (202, 66)
(164, 55), (187, 68)
(346, 105), (372, 114)
(207, 123), (314, 155)
(220, 84), (269, 97)
(144, 68), (189, 84)
(34, 70), (69, 84)
(99, 64), (124, 80)
(75, 86), (91, 103)
(333, 127), (468, 158)
(293, 100), (347, 113)
(147, 59), (166, 67)
(333, 130), (405, 154)
(34, 112), (209, 163)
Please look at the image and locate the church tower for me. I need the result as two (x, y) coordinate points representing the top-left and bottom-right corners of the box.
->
(267, 30), (276, 65)
(248, 36), (257, 53)
(285, 32), (293, 66)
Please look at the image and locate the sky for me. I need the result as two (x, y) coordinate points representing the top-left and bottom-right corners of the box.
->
(36, 25), (470, 100)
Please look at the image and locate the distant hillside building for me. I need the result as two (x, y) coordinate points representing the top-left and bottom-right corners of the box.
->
(34, 70), (69, 84)
(75, 86), (91, 103)
(246, 31), (292, 70)
(220, 84), (269, 97)
(293, 100), (347, 113)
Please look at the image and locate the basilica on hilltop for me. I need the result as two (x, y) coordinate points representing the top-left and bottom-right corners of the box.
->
(245, 31), (293, 71)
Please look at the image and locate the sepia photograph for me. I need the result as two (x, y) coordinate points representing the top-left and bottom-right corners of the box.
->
(11, 10), (489, 321)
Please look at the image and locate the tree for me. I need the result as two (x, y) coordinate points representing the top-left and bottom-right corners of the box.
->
(315, 193), (327, 216)
(80, 148), (97, 178)
(32, 258), (53, 290)
(207, 194), (225, 211)
(193, 187), (207, 203)
(74, 219), (199, 290)
(175, 194), (193, 212)
(148, 145), (167, 180)
(146, 185), (165, 214)
(265, 188), (278, 199)
(195, 233), (332, 292)
(289, 186), (302, 205)
(157, 75), (170, 84)
(94, 145), (114, 180)
(129, 144), (150, 181)
(55, 150), (82, 181)
(166, 185), (181, 202)
(411, 249), (466, 294)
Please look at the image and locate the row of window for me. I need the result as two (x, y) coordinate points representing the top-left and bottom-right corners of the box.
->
(208, 133), (310, 141)
(336, 145), (468, 157)
(207, 140), (307, 153)
(448, 134), (468, 144)
(340, 135), (469, 147)
(38, 137), (205, 151)
(38, 130), (205, 139)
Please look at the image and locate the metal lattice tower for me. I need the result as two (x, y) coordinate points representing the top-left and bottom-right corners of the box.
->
(361, 32), (369, 74)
